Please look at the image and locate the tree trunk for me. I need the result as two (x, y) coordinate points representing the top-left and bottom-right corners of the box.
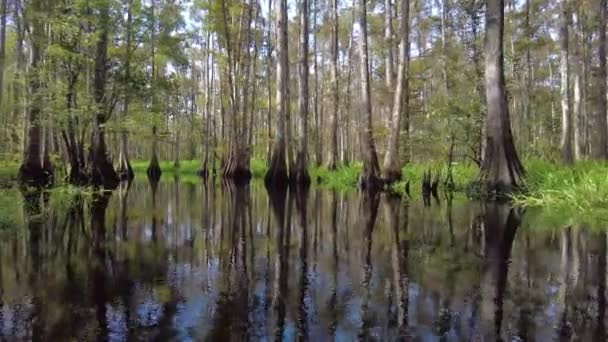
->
(265, 0), (290, 188)
(313, 0), (322, 167)
(525, 0), (533, 152)
(118, 0), (134, 181)
(294, 0), (311, 186)
(266, 0), (273, 166)
(0, 0), (7, 122)
(327, 0), (339, 170)
(89, 3), (119, 189)
(19, 0), (52, 187)
(596, 0), (608, 159)
(473, 0), (525, 196)
(382, 0), (409, 183)
(572, 9), (583, 161)
(357, 0), (381, 190)
(559, 0), (572, 164)
(147, 3), (161, 182)
(384, 0), (394, 90)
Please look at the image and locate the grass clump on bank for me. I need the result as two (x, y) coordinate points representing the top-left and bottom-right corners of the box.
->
(512, 160), (608, 222)
(0, 161), (19, 188)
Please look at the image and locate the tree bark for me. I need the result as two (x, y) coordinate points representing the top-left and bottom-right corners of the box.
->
(147, 3), (161, 182)
(327, 0), (339, 170)
(0, 0), (7, 122)
(118, 0), (134, 181)
(572, 9), (583, 161)
(382, 0), (409, 183)
(559, 0), (572, 164)
(19, 0), (53, 187)
(294, 0), (311, 186)
(265, 0), (290, 188)
(596, 0), (608, 159)
(474, 0), (525, 196)
(384, 0), (394, 90)
(89, 2), (119, 188)
(357, 0), (381, 190)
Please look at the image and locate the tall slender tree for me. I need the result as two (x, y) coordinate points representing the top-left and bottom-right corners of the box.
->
(474, 0), (525, 195)
(265, 0), (290, 187)
(327, 0), (339, 170)
(118, 0), (135, 180)
(0, 0), (7, 119)
(19, 0), (53, 186)
(559, 0), (572, 164)
(89, 0), (119, 188)
(294, 0), (311, 185)
(357, 0), (381, 189)
(597, 0), (608, 159)
(382, 0), (409, 183)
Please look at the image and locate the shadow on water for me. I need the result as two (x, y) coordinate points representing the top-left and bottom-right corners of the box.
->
(1, 182), (608, 340)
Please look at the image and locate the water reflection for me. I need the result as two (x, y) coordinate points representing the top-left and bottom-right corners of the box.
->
(0, 181), (606, 340)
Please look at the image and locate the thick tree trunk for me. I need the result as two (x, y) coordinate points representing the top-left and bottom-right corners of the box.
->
(294, 0), (311, 186)
(596, 0), (608, 159)
(147, 125), (162, 181)
(382, 0), (409, 183)
(473, 0), (525, 196)
(89, 4), (119, 189)
(327, 0), (339, 170)
(559, 0), (572, 164)
(265, 0), (290, 188)
(357, 0), (381, 190)
(19, 0), (52, 187)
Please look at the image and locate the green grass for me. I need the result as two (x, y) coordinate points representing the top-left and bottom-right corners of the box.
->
(0, 189), (23, 231)
(0, 161), (19, 188)
(511, 159), (608, 224)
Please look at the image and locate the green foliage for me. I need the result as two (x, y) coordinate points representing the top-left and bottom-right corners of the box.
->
(251, 159), (267, 178)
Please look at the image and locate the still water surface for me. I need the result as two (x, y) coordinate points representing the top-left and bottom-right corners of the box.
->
(0, 179), (606, 341)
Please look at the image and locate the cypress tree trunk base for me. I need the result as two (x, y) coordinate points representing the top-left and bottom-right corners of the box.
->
(68, 167), (88, 186)
(381, 168), (402, 186)
(358, 173), (383, 192)
(293, 152), (311, 187)
(222, 152), (252, 185)
(147, 154), (162, 182)
(90, 157), (120, 189)
(265, 148), (289, 190)
(18, 162), (53, 188)
(469, 138), (525, 199)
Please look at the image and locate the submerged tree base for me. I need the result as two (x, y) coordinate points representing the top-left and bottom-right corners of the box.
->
(147, 158), (162, 183)
(18, 163), (53, 188)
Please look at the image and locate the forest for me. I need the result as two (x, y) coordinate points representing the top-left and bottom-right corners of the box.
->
(0, 0), (607, 206)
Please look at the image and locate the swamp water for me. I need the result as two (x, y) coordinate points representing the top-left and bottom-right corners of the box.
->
(0, 179), (606, 341)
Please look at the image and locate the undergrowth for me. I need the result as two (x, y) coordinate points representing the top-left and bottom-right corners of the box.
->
(511, 159), (608, 223)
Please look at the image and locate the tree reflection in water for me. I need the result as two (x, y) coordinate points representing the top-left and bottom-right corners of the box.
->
(0, 181), (606, 340)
